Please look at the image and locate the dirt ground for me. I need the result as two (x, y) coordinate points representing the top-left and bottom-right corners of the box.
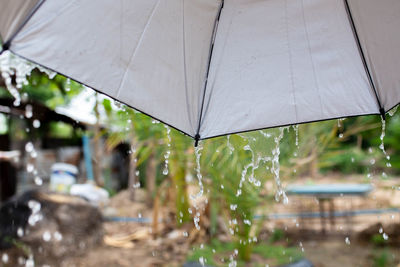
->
(303, 239), (399, 267)
(54, 175), (400, 267)
(2, 175), (397, 266)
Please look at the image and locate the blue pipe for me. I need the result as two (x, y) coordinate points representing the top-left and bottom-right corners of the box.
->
(104, 208), (400, 224)
(82, 135), (94, 181)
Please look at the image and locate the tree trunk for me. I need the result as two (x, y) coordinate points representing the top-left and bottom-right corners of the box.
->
(170, 156), (190, 226)
(310, 146), (319, 178)
(152, 193), (160, 239)
(128, 152), (137, 201)
(146, 152), (156, 206)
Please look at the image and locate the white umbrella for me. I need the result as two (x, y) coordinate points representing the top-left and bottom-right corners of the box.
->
(0, 0), (399, 145)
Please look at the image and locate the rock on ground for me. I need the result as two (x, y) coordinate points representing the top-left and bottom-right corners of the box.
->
(0, 190), (103, 266)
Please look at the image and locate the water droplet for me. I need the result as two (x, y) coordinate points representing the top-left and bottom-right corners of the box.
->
(17, 227), (24, 237)
(236, 189), (242, 197)
(42, 231), (52, 242)
(28, 200), (42, 226)
(25, 142), (34, 153)
(383, 233), (389, 240)
(18, 257), (25, 265)
(54, 231), (63, 241)
(162, 168), (169, 176)
(244, 219), (251, 225)
(299, 242), (304, 252)
(25, 104), (33, 118)
(25, 256), (34, 267)
(27, 163), (34, 173)
(2, 253), (9, 263)
(199, 256), (206, 266)
(32, 119), (41, 128)
(34, 176), (43, 186)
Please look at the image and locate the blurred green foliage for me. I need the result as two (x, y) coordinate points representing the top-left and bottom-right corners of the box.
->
(372, 249), (393, 267)
(187, 239), (302, 267)
(371, 234), (388, 247)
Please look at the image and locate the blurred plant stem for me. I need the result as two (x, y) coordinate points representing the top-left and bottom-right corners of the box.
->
(93, 92), (103, 186)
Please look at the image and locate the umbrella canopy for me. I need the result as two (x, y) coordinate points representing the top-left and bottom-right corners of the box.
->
(0, 0), (399, 142)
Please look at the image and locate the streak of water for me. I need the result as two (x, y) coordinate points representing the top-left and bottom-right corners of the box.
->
(192, 143), (204, 200)
(236, 135), (272, 196)
(0, 51), (56, 106)
(388, 105), (398, 117)
(293, 124), (299, 149)
(163, 125), (171, 175)
(272, 127), (289, 204)
(227, 135), (234, 155)
(65, 78), (71, 91)
(190, 142), (204, 230)
(379, 117), (392, 168)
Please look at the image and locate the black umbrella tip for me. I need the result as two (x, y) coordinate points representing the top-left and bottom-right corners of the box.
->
(379, 108), (386, 120)
(194, 134), (200, 147)
(0, 41), (10, 55)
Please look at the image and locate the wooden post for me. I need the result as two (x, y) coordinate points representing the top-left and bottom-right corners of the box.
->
(128, 148), (137, 201)
(152, 193), (160, 239)
(319, 199), (326, 235)
(92, 94), (103, 186)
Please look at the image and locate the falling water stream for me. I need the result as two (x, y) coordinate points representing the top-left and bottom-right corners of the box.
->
(0, 51), (56, 106)
(191, 143), (204, 230)
(293, 124), (299, 150)
(271, 127), (289, 204)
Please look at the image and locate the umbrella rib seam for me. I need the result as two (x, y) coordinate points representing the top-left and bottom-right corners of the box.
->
(285, 0), (299, 122)
(2, 0), (47, 50)
(300, 0), (324, 118)
(343, 0), (384, 116)
(115, 0), (161, 98)
(195, 0), (224, 143)
(181, 0), (192, 136)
